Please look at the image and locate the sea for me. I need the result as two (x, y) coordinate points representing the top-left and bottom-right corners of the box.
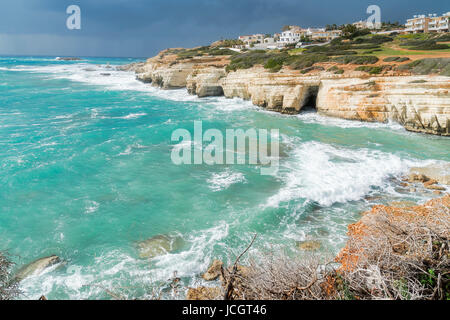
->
(0, 56), (448, 299)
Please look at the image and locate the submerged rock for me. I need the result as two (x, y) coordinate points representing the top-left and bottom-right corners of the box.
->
(202, 260), (223, 281)
(389, 200), (419, 208)
(425, 185), (446, 191)
(56, 57), (81, 61)
(15, 255), (61, 281)
(297, 240), (322, 251)
(136, 234), (184, 259)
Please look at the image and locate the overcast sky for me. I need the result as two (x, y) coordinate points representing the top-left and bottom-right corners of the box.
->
(0, 0), (448, 57)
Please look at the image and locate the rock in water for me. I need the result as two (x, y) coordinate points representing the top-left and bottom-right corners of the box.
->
(55, 57), (81, 61)
(297, 240), (322, 251)
(15, 255), (61, 281)
(202, 260), (223, 281)
(136, 234), (184, 259)
(410, 164), (450, 185)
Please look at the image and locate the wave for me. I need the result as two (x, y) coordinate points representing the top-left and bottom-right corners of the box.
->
(207, 169), (247, 192)
(266, 141), (436, 208)
(19, 222), (229, 300)
(297, 111), (406, 131)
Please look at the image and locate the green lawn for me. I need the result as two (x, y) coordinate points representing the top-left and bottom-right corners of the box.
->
(356, 46), (450, 57)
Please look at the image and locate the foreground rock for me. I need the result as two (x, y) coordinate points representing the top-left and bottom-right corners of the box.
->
(202, 260), (223, 281)
(186, 286), (221, 300)
(15, 255), (61, 281)
(136, 234), (184, 259)
(410, 163), (450, 185)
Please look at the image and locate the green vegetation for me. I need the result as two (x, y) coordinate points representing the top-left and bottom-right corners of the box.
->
(224, 33), (450, 74)
(167, 46), (238, 60)
(264, 58), (284, 73)
(383, 56), (410, 62)
(400, 39), (450, 51)
(226, 50), (331, 73)
(409, 79), (427, 83)
(213, 39), (244, 48)
(340, 24), (371, 39)
(436, 34), (450, 42)
(327, 66), (344, 74)
(289, 54), (330, 70)
(355, 65), (385, 74)
(351, 34), (394, 45)
(226, 51), (288, 72)
(398, 58), (450, 76)
(332, 55), (379, 65)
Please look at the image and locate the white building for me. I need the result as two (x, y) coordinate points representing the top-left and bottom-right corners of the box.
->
(278, 27), (306, 45)
(405, 12), (449, 33)
(238, 34), (264, 46)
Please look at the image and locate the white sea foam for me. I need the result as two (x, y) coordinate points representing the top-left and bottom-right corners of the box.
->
(266, 141), (436, 208)
(121, 112), (147, 119)
(150, 223), (229, 282)
(207, 169), (247, 192)
(297, 111), (406, 131)
(85, 200), (99, 214)
(19, 223), (229, 300)
(2, 62), (258, 113)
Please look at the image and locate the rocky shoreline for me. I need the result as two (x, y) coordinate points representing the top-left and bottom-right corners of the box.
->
(119, 49), (450, 136)
(190, 192), (450, 300)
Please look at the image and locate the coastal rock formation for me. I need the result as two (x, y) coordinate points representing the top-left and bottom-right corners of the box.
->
(15, 255), (61, 281)
(187, 68), (225, 97)
(409, 163), (450, 185)
(135, 51), (229, 89)
(128, 50), (450, 136)
(220, 67), (321, 114)
(202, 260), (223, 281)
(317, 76), (450, 136)
(186, 286), (221, 300)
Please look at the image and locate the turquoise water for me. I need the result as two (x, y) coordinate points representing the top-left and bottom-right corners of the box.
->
(0, 56), (449, 299)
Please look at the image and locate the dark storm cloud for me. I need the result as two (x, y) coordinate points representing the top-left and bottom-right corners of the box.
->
(0, 0), (448, 57)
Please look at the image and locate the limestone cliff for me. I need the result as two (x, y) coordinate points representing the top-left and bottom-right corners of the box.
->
(130, 51), (450, 136)
(317, 77), (450, 136)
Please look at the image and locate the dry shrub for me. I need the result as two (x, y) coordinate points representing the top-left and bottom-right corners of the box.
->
(221, 196), (449, 300)
(223, 252), (337, 300)
(0, 251), (20, 300)
(337, 197), (449, 300)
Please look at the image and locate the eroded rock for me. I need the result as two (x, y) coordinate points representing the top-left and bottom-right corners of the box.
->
(202, 260), (223, 281)
(15, 255), (61, 281)
(186, 286), (221, 300)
